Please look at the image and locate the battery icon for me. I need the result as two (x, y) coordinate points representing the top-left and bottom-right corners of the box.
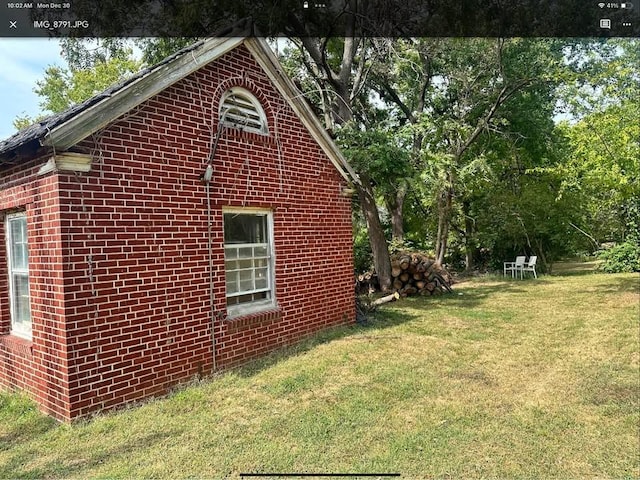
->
(621, 2), (633, 8)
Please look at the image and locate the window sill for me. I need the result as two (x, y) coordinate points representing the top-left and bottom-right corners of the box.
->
(225, 307), (282, 332)
(226, 297), (275, 318)
(0, 334), (33, 355)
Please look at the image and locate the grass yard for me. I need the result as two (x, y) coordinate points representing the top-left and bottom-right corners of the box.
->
(1, 270), (638, 479)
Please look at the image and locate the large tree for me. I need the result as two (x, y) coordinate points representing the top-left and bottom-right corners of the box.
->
(555, 39), (640, 247)
(370, 38), (568, 266)
(280, 31), (397, 290)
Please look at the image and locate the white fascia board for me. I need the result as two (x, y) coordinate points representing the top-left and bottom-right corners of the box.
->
(43, 37), (245, 151)
(38, 152), (93, 175)
(244, 38), (360, 186)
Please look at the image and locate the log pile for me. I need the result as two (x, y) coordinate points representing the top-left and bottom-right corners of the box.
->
(356, 252), (453, 297)
(355, 271), (379, 294)
(390, 252), (453, 297)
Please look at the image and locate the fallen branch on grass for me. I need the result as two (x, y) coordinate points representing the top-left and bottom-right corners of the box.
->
(371, 291), (401, 307)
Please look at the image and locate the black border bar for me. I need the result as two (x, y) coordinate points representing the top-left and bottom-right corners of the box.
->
(2, 0), (639, 37)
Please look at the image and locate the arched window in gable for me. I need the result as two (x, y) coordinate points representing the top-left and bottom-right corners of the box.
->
(219, 87), (269, 135)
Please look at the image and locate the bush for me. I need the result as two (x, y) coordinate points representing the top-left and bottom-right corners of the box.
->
(597, 241), (640, 273)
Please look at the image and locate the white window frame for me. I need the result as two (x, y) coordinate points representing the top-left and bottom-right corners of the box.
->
(6, 212), (31, 339)
(220, 87), (269, 135)
(223, 208), (276, 318)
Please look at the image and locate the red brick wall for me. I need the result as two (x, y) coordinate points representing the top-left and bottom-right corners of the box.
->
(54, 44), (355, 418)
(0, 159), (71, 420)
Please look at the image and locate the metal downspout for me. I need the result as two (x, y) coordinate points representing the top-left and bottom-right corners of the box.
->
(203, 117), (227, 373)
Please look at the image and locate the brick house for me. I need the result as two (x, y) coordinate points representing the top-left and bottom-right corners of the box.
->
(0, 37), (357, 421)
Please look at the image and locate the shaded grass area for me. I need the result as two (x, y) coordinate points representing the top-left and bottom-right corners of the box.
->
(551, 258), (605, 276)
(1, 271), (638, 478)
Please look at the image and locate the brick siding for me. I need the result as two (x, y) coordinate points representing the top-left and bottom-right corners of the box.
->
(0, 44), (355, 421)
(0, 161), (71, 419)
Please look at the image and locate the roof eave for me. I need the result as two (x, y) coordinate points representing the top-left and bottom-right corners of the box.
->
(42, 37), (245, 151)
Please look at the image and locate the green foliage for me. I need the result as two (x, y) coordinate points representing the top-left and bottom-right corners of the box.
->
(542, 39), (639, 254)
(555, 102), (639, 244)
(33, 56), (141, 116)
(371, 38), (571, 268)
(59, 38), (133, 70)
(136, 38), (196, 65)
(353, 235), (372, 274)
(388, 237), (420, 255)
(12, 114), (43, 130)
(353, 211), (373, 273)
(598, 241), (640, 273)
(13, 39), (143, 131)
(337, 124), (412, 192)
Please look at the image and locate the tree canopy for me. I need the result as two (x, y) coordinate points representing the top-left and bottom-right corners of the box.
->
(15, 36), (640, 275)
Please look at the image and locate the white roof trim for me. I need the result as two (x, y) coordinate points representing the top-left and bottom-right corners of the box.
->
(43, 37), (244, 150)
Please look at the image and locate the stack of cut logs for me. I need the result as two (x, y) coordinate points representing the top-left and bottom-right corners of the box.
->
(357, 252), (453, 297)
(391, 252), (453, 296)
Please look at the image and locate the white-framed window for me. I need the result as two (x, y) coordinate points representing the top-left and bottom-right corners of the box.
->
(220, 87), (269, 135)
(223, 209), (275, 317)
(6, 212), (31, 339)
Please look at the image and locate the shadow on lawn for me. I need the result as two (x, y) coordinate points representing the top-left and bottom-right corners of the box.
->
(550, 260), (602, 276)
(234, 279), (536, 378)
(0, 404), (56, 447)
(238, 273), (636, 377)
(591, 274), (640, 294)
(0, 428), (179, 479)
(233, 322), (375, 378)
(0, 392), (184, 478)
(426, 278), (552, 308)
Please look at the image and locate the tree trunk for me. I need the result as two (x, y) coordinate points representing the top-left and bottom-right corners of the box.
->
(435, 187), (453, 265)
(356, 178), (392, 291)
(386, 181), (407, 243)
(534, 238), (549, 274)
(435, 203), (444, 264)
(463, 199), (474, 272)
(332, 84), (353, 126)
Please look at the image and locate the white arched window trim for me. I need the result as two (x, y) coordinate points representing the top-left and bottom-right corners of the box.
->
(220, 87), (269, 135)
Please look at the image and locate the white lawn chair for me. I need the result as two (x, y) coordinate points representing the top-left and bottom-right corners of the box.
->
(504, 256), (526, 279)
(521, 256), (538, 278)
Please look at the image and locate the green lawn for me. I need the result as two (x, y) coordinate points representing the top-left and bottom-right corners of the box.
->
(1, 270), (639, 479)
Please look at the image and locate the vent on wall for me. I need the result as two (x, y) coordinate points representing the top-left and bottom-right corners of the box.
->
(220, 87), (268, 135)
